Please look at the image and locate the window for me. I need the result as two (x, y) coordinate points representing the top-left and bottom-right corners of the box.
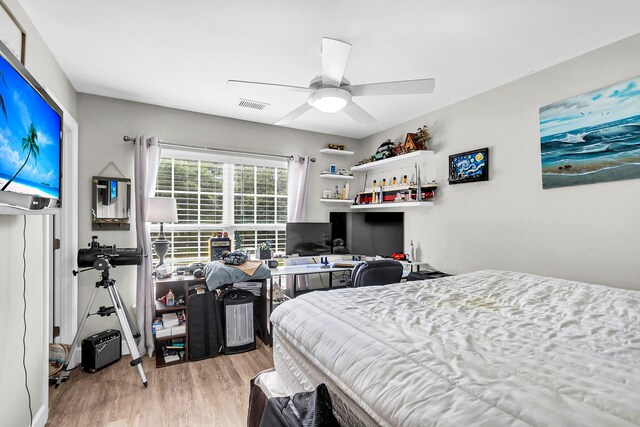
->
(151, 150), (287, 264)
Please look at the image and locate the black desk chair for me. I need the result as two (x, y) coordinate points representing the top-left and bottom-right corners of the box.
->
(350, 260), (403, 287)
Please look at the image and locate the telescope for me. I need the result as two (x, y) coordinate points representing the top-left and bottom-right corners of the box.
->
(77, 236), (143, 268)
(58, 235), (148, 389)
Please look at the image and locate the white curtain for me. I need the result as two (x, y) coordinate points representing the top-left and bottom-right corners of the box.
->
(134, 135), (161, 357)
(287, 155), (311, 291)
(287, 155), (311, 222)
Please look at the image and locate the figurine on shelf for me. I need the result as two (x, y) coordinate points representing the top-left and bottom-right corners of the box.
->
(403, 133), (419, 153)
(415, 125), (432, 149)
(394, 140), (404, 156)
(402, 124), (431, 153)
(373, 139), (396, 161)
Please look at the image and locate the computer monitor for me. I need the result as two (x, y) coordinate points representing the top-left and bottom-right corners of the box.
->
(285, 222), (332, 256)
(330, 212), (404, 257)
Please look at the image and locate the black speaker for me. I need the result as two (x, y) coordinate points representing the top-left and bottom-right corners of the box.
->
(82, 329), (122, 372)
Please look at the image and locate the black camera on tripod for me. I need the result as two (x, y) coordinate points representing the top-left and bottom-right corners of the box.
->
(77, 236), (143, 270)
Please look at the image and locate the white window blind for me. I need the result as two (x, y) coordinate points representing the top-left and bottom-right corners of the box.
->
(151, 150), (287, 264)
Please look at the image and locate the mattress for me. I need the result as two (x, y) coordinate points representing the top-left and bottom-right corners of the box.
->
(270, 270), (640, 427)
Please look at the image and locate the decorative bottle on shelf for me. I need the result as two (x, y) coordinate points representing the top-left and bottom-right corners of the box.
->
(381, 178), (386, 187)
(403, 175), (408, 184)
(392, 176), (396, 185)
(166, 289), (175, 307)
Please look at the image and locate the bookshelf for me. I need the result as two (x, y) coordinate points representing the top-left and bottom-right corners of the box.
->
(154, 276), (195, 368)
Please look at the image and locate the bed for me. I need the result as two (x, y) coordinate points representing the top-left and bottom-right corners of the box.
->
(269, 270), (640, 426)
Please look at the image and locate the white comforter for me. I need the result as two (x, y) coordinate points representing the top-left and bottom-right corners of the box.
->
(270, 270), (640, 427)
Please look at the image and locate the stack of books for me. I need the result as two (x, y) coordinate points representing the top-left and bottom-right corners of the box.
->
(162, 337), (186, 363)
(162, 312), (179, 328)
(155, 310), (187, 338)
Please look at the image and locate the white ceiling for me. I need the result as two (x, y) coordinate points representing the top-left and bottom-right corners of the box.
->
(18, 0), (640, 139)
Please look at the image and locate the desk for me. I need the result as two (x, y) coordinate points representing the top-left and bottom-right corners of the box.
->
(399, 260), (431, 272)
(266, 260), (430, 310)
(270, 265), (354, 296)
(265, 260), (432, 345)
(266, 265), (352, 345)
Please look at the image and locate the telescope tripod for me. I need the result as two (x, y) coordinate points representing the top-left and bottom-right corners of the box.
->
(55, 266), (148, 388)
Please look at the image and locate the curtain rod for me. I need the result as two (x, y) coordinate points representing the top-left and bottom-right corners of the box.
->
(123, 136), (316, 162)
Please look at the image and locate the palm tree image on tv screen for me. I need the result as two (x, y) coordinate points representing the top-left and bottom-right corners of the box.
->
(0, 54), (61, 201)
(1, 123), (40, 190)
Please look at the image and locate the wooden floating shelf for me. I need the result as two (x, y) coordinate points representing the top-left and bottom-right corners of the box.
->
(155, 350), (187, 368)
(154, 332), (187, 342)
(319, 174), (354, 180)
(320, 148), (354, 156)
(320, 199), (353, 204)
(351, 150), (434, 172)
(350, 201), (434, 210)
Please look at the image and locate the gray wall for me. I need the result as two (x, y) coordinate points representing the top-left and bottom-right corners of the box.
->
(0, 0), (77, 426)
(359, 33), (640, 290)
(76, 93), (357, 336)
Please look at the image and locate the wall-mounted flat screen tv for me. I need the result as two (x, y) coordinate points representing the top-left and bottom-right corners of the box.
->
(286, 222), (332, 256)
(448, 147), (489, 184)
(330, 212), (404, 257)
(0, 42), (63, 211)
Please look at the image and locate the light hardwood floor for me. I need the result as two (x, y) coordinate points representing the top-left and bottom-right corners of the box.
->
(47, 343), (273, 426)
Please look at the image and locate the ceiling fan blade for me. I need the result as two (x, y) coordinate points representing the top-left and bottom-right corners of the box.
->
(275, 102), (313, 126)
(343, 101), (376, 125)
(228, 80), (310, 93)
(349, 78), (435, 97)
(321, 38), (352, 87)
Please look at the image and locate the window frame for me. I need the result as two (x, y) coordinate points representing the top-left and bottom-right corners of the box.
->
(150, 148), (288, 263)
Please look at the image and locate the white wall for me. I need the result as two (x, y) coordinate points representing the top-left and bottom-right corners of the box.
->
(359, 33), (640, 290)
(0, 216), (47, 426)
(0, 1), (77, 426)
(76, 93), (357, 337)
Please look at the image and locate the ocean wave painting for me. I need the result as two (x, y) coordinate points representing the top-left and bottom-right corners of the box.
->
(539, 76), (640, 189)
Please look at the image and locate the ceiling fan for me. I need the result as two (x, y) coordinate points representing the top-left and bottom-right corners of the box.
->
(228, 38), (435, 126)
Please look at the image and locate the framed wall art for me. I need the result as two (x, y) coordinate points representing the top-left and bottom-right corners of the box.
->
(539, 75), (640, 189)
(448, 147), (489, 184)
(0, 1), (25, 64)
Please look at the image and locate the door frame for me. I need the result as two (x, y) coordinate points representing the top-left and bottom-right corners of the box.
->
(48, 90), (79, 349)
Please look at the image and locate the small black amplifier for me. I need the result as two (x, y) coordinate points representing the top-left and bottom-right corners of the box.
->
(82, 329), (122, 373)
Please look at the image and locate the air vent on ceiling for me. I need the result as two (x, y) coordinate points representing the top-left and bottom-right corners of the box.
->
(238, 98), (270, 110)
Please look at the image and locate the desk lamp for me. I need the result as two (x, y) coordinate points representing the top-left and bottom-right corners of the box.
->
(147, 197), (178, 267)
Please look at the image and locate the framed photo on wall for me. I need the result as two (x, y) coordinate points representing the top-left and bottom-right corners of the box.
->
(448, 147), (489, 184)
(0, 1), (25, 64)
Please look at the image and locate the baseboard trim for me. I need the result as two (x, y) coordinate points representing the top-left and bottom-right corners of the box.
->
(72, 347), (81, 368)
(32, 404), (47, 427)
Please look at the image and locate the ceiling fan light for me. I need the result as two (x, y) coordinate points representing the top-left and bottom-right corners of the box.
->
(308, 88), (351, 113)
